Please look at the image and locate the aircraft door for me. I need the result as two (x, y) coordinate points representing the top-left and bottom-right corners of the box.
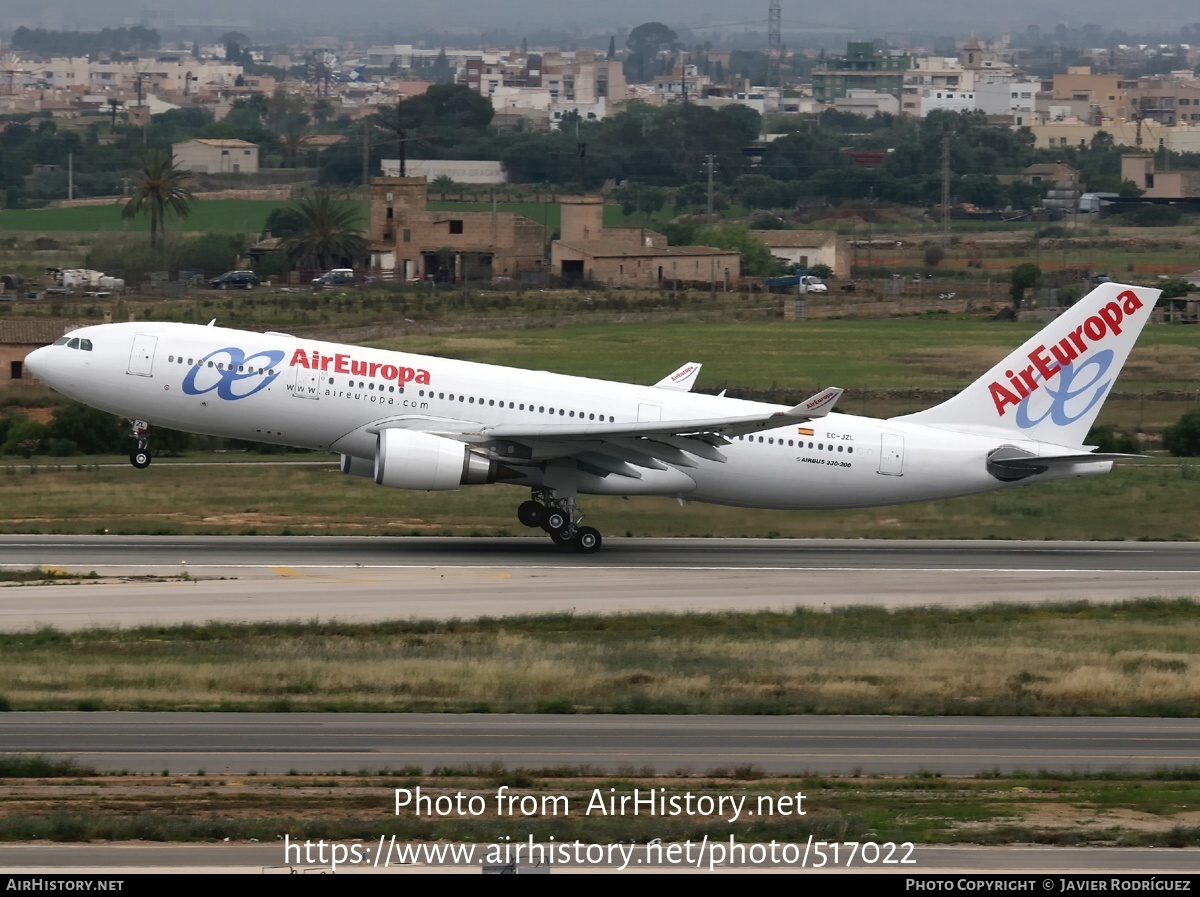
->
(878, 433), (904, 476)
(292, 365), (322, 400)
(126, 334), (158, 377)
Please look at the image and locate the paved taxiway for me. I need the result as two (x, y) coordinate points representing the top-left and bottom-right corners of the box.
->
(0, 536), (1197, 629)
(3, 713), (1198, 776)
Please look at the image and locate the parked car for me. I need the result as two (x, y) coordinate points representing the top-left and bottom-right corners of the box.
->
(210, 270), (259, 290)
(312, 269), (356, 288)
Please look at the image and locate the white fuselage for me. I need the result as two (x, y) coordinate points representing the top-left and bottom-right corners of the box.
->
(27, 321), (1110, 510)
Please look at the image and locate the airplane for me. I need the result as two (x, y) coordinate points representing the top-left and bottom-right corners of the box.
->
(25, 281), (1159, 553)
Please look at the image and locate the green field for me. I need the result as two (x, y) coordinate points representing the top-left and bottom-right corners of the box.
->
(372, 316), (1200, 395)
(0, 200), (297, 235)
(0, 199), (697, 237)
(0, 457), (1196, 540)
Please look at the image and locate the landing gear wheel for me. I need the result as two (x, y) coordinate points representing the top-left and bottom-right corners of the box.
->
(574, 526), (601, 554)
(517, 500), (545, 528)
(549, 527), (575, 547)
(542, 509), (568, 533)
(130, 450), (151, 470)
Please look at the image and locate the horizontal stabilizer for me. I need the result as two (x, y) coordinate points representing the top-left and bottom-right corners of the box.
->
(986, 445), (1142, 481)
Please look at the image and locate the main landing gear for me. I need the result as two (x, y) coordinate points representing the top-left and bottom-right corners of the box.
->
(516, 490), (602, 553)
(129, 419), (151, 469)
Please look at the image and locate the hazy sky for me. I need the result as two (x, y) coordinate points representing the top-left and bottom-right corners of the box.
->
(4, 1), (1198, 42)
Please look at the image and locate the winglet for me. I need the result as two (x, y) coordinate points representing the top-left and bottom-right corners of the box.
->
(654, 362), (702, 392)
(787, 387), (843, 419)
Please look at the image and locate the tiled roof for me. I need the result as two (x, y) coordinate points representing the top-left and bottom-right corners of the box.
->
(0, 319), (96, 345)
(554, 240), (739, 259)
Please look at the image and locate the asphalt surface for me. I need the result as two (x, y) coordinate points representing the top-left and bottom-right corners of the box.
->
(3, 713), (1197, 777)
(1, 536), (1197, 629)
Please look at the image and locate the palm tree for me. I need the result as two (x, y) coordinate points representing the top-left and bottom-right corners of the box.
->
(278, 189), (367, 272)
(122, 149), (194, 249)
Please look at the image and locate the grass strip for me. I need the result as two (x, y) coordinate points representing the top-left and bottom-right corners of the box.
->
(1, 601), (1199, 715)
(1, 764), (1199, 846)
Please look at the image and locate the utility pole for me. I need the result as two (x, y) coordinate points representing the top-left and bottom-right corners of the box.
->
(705, 154), (716, 226)
(396, 95), (406, 177)
(361, 117), (370, 187)
(67, 153), (73, 201)
(767, 0), (781, 125)
(940, 135), (951, 246)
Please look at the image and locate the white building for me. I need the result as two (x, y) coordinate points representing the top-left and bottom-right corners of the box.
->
(173, 139), (259, 175)
(919, 88), (977, 116)
(834, 90), (899, 117)
(380, 160), (506, 184)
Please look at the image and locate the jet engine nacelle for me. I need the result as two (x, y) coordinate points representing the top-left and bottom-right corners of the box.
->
(374, 428), (497, 491)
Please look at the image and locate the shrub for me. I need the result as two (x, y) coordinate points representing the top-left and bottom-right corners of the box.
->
(1086, 424), (1140, 454)
(1163, 410), (1200, 457)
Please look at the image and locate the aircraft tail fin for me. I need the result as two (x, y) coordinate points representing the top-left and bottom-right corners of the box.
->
(896, 282), (1160, 446)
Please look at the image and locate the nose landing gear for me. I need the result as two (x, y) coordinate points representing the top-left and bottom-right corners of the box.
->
(129, 419), (151, 469)
(516, 490), (603, 553)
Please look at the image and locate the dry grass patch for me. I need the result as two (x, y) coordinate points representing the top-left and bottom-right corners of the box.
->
(1122, 344), (1200, 383)
(2, 603), (1199, 714)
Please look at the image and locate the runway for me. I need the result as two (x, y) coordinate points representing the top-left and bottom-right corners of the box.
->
(4, 713), (1199, 776)
(2, 537), (1199, 873)
(0, 536), (1197, 630)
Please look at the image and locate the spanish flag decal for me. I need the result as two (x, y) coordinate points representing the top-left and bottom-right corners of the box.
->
(798, 427), (814, 436)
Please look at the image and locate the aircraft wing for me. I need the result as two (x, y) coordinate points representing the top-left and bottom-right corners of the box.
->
(361, 388), (843, 476)
(475, 387), (844, 472)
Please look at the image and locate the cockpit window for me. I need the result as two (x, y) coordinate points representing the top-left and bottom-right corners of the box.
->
(67, 338), (80, 349)
(79, 339), (93, 351)
(53, 336), (70, 346)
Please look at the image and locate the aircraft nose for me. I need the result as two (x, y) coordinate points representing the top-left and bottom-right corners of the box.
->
(24, 345), (53, 380)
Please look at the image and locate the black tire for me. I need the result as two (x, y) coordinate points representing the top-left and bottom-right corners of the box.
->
(543, 509), (568, 532)
(549, 528), (575, 547)
(516, 500), (545, 528)
(130, 450), (151, 470)
(574, 526), (601, 554)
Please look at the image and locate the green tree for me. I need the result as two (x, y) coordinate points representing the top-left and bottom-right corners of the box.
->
(694, 223), (781, 276)
(1163, 410), (1200, 457)
(278, 189), (367, 272)
(626, 22), (678, 82)
(1010, 262), (1042, 309)
(121, 149), (195, 249)
(48, 403), (126, 454)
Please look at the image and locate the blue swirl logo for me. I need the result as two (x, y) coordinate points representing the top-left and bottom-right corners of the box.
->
(1015, 349), (1114, 430)
(182, 347), (285, 401)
